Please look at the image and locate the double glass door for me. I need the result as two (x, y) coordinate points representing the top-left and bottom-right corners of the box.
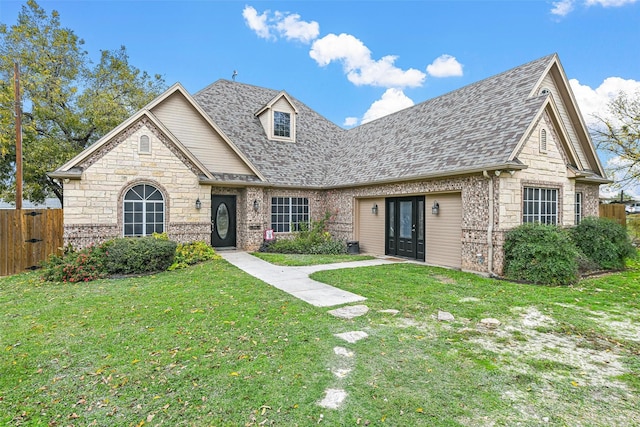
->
(385, 196), (425, 260)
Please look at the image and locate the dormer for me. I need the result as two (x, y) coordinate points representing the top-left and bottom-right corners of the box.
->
(255, 91), (298, 142)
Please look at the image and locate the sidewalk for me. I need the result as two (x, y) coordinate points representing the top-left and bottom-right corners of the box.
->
(218, 251), (401, 307)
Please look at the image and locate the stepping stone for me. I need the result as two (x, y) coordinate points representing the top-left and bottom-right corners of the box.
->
(334, 331), (368, 343)
(334, 346), (354, 357)
(438, 311), (455, 322)
(328, 304), (369, 319)
(332, 368), (351, 378)
(379, 309), (399, 315)
(479, 318), (501, 328)
(318, 388), (347, 409)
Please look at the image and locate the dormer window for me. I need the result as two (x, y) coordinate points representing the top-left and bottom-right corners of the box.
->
(274, 111), (291, 138)
(256, 91), (298, 142)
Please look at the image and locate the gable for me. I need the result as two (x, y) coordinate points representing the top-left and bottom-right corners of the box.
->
(529, 59), (605, 176)
(150, 90), (256, 176)
(256, 92), (298, 142)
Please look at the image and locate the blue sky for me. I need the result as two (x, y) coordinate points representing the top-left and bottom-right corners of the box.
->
(1, 0), (640, 190)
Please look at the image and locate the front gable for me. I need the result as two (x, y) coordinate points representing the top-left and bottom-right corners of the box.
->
(150, 88), (262, 179)
(526, 56), (606, 177)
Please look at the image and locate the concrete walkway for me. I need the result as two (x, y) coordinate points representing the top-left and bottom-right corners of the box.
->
(218, 251), (401, 307)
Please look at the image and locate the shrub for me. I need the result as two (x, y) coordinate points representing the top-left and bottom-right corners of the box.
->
(260, 212), (347, 255)
(504, 223), (579, 286)
(169, 241), (220, 270)
(102, 236), (177, 275)
(570, 217), (636, 270)
(41, 245), (107, 283)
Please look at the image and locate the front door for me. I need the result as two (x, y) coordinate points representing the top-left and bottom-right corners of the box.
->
(211, 195), (236, 247)
(386, 196), (425, 260)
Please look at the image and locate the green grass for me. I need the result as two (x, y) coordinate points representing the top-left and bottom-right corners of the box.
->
(1, 258), (639, 426)
(250, 252), (374, 266)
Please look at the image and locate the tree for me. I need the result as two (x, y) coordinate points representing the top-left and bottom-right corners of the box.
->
(0, 0), (165, 203)
(593, 91), (640, 188)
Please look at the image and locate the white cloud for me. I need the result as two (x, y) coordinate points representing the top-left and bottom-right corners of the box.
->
(310, 33), (426, 88)
(551, 0), (637, 16)
(242, 6), (272, 40)
(570, 77), (640, 126)
(426, 54), (463, 78)
(275, 12), (319, 43)
(343, 117), (358, 127)
(361, 88), (414, 124)
(551, 0), (576, 16)
(586, 0), (638, 6)
(242, 6), (319, 44)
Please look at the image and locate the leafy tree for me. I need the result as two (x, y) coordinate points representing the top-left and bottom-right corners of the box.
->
(593, 91), (640, 188)
(0, 0), (165, 203)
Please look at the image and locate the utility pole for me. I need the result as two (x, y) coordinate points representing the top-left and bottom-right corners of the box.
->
(14, 62), (22, 210)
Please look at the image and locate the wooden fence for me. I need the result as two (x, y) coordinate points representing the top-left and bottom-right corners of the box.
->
(599, 203), (626, 227)
(0, 209), (63, 276)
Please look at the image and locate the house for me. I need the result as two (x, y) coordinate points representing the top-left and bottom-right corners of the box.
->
(49, 54), (608, 275)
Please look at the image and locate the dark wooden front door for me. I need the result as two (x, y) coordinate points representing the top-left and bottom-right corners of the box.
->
(211, 195), (236, 247)
(386, 196), (425, 260)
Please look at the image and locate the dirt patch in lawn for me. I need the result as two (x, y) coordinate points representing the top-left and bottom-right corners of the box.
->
(467, 306), (638, 426)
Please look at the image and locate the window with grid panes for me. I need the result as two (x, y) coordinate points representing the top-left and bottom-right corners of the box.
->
(273, 111), (291, 138)
(271, 197), (309, 232)
(523, 187), (558, 225)
(575, 192), (583, 225)
(123, 184), (165, 236)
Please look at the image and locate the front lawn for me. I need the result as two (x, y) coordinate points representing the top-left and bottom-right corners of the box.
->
(251, 252), (374, 266)
(1, 258), (638, 426)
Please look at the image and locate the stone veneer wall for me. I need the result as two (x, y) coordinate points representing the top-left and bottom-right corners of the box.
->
(63, 118), (211, 249)
(326, 175), (497, 274)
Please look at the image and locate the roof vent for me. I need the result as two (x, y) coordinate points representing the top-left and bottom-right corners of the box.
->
(540, 88), (551, 96)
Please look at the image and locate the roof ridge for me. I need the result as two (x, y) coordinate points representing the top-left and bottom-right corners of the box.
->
(348, 53), (557, 132)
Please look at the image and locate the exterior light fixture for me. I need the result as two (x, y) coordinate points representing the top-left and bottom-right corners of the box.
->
(431, 201), (440, 215)
(195, 198), (202, 210)
(372, 203), (378, 215)
(253, 199), (260, 212)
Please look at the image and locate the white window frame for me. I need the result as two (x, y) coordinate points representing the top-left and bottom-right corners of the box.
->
(271, 197), (309, 232)
(123, 184), (165, 237)
(523, 187), (558, 225)
(575, 192), (583, 225)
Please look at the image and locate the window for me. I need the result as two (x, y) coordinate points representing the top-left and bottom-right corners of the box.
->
(575, 192), (583, 225)
(139, 135), (151, 153)
(271, 197), (309, 232)
(273, 111), (291, 138)
(123, 184), (164, 237)
(540, 129), (547, 153)
(523, 187), (558, 225)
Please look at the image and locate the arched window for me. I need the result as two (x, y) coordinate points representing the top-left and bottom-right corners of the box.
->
(123, 184), (164, 237)
(540, 128), (547, 153)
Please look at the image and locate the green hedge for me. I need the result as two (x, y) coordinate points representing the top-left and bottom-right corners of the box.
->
(102, 236), (177, 275)
(570, 217), (636, 270)
(504, 223), (580, 286)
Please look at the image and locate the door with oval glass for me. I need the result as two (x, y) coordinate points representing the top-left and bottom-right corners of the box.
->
(211, 195), (236, 247)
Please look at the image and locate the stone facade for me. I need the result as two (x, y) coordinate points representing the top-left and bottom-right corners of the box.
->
(63, 118), (211, 248)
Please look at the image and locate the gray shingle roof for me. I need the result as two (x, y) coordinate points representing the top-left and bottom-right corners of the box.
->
(193, 54), (556, 188)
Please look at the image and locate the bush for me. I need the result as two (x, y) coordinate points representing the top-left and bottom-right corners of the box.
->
(102, 236), (177, 275)
(261, 212), (347, 255)
(41, 245), (107, 283)
(169, 241), (220, 270)
(570, 217), (636, 270)
(504, 223), (580, 286)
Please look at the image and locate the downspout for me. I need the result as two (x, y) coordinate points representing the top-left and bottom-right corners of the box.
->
(482, 170), (494, 276)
